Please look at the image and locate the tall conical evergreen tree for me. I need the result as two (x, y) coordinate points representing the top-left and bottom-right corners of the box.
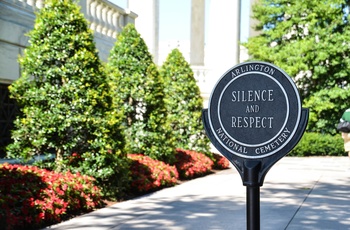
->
(8, 0), (129, 195)
(107, 24), (175, 163)
(159, 48), (211, 156)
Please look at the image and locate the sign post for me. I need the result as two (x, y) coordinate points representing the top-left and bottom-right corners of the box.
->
(202, 61), (308, 230)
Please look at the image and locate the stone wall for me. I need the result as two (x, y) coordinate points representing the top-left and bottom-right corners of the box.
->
(0, 0), (137, 83)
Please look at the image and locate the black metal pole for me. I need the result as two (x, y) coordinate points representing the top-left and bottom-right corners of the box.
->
(247, 185), (260, 230)
(244, 161), (261, 230)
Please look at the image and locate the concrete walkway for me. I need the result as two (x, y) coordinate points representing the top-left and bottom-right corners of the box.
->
(43, 157), (350, 230)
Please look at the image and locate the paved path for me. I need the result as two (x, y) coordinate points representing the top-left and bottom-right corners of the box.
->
(44, 157), (350, 230)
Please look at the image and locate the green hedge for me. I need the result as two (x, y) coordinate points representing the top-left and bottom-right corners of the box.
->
(289, 132), (346, 156)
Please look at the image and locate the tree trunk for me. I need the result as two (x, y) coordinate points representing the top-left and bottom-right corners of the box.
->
(55, 148), (63, 172)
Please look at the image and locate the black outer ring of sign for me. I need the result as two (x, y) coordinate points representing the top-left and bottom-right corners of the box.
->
(208, 61), (301, 159)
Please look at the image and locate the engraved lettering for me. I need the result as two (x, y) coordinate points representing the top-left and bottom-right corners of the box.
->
(231, 90), (274, 102)
(231, 64), (276, 78)
(231, 116), (273, 129)
(255, 127), (291, 154)
(216, 128), (248, 153)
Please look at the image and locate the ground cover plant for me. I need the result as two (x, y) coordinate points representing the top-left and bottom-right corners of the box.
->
(0, 150), (231, 229)
(174, 149), (214, 179)
(0, 164), (103, 230)
(212, 153), (231, 169)
(128, 154), (179, 193)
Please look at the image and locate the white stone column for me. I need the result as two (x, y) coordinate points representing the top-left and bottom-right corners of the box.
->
(190, 0), (205, 66)
(206, 0), (241, 74)
(127, 0), (159, 64)
(200, 0), (240, 108)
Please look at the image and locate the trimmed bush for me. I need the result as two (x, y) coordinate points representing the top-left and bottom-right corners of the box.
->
(7, 0), (129, 198)
(107, 24), (175, 163)
(127, 154), (178, 193)
(175, 149), (214, 179)
(56, 151), (130, 199)
(159, 49), (211, 157)
(289, 132), (346, 156)
(0, 164), (103, 230)
(304, 87), (350, 135)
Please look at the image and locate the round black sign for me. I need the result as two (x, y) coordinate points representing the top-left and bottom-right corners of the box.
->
(208, 62), (301, 159)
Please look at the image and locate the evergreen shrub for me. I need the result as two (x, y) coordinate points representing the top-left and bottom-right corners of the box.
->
(7, 0), (129, 198)
(159, 49), (211, 157)
(107, 24), (175, 163)
(304, 87), (350, 135)
(289, 132), (346, 156)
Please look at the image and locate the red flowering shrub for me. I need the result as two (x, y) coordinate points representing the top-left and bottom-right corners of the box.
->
(212, 153), (230, 170)
(174, 149), (214, 179)
(128, 154), (179, 193)
(0, 164), (103, 230)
